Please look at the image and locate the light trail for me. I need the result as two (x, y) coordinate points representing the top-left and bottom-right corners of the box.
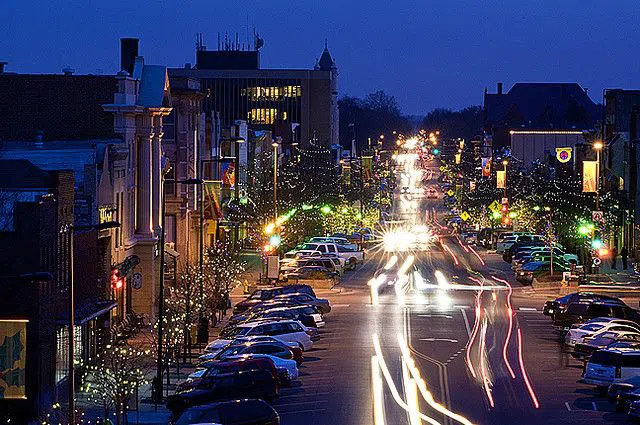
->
(371, 334), (443, 425)
(479, 321), (495, 408)
(467, 244), (485, 266)
(465, 276), (484, 379)
(456, 235), (470, 253)
(384, 255), (399, 270)
(402, 361), (422, 425)
(441, 243), (459, 266)
(397, 255), (415, 277)
(371, 355), (386, 425)
(517, 328), (541, 409)
(491, 275), (516, 379)
(397, 333), (477, 425)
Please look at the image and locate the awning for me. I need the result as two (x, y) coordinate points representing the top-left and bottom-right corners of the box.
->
(57, 298), (117, 325)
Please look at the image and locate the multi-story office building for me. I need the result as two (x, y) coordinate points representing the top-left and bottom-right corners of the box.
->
(169, 40), (339, 149)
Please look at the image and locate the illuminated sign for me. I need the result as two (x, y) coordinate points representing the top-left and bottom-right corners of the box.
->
(99, 206), (116, 224)
(556, 147), (572, 163)
(0, 319), (28, 399)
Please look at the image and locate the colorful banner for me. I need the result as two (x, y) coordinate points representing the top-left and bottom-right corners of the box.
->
(481, 157), (492, 177)
(0, 320), (27, 399)
(220, 160), (236, 189)
(496, 170), (506, 189)
(204, 181), (224, 220)
(361, 156), (373, 182)
(582, 161), (597, 193)
(455, 153), (461, 164)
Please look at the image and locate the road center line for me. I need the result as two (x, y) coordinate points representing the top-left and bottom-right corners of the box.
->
(461, 308), (472, 337)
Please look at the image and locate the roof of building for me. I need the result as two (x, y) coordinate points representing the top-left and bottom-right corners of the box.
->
(484, 83), (601, 129)
(0, 159), (55, 189)
(137, 64), (171, 108)
(317, 43), (336, 71)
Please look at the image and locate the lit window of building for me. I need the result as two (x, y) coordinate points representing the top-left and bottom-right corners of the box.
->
(249, 108), (278, 124)
(243, 86), (301, 101)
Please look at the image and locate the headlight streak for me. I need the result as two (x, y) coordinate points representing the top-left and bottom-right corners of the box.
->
(479, 320), (495, 408)
(385, 255), (399, 270)
(397, 255), (415, 277)
(397, 333), (477, 425)
(491, 275), (516, 379)
(371, 334), (443, 425)
(413, 270), (428, 290)
(372, 355), (386, 425)
(434, 270), (449, 289)
(517, 327), (541, 409)
(466, 244), (485, 266)
(455, 236), (470, 253)
(402, 359), (422, 425)
(465, 276), (484, 379)
(441, 242), (459, 266)
(369, 274), (388, 307)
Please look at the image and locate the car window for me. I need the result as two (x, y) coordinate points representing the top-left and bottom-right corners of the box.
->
(288, 322), (303, 332)
(590, 351), (621, 366)
(271, 323), (289, 335)
(176, 409), (213, 425)
(581, 324), (604, 331)
(219, 401), (266, 422)
(622, 355), (640, 367)
(327, 245), (337, 252)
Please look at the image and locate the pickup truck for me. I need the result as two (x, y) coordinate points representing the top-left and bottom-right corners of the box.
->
(287, 242), (364, 270)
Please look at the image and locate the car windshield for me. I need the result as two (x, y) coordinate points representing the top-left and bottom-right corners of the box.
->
(590, 351), (621, 366)
(223, 327), (251, 338)
(217, 345), (248, 359)
(301, 243), (319, 251)
(580, 324), (604, 332)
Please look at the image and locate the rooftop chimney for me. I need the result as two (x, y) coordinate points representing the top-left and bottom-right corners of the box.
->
(0, 62), (6, 74)
(497, 82), (503, 95)
(120, 38), (139, 76)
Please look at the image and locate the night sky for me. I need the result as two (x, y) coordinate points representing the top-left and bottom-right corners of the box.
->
(3, 0), (640, 115)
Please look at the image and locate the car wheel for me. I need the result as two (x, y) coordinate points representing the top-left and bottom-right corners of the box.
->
(348, 257), (357, 270)
(298, 342), (305, 352)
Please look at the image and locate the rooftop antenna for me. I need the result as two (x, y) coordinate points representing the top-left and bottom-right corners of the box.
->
(217, 32), (220, 51)
(236, 32), (239, 50)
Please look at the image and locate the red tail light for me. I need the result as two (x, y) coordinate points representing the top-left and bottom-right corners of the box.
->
(305, 329), (313, 336)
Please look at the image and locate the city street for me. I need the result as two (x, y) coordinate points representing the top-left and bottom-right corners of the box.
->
(268, 156), (631, 425)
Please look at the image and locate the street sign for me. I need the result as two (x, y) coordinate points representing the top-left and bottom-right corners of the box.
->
(592, 211), (604, 223)
(460, 211), (470, 222)
(131, 272), (143, 290)
(447, 189), (454, 197)
(556, 147), (572, 163)
(489, 200), (501, 213)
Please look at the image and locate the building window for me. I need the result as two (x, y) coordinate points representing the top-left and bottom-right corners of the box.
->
(248, 108), (278, 124)
(165, 162), (176, 197)
(243, 86), (301, 101)
(165, 214), (176, 244)
(55, 325), (82, 384)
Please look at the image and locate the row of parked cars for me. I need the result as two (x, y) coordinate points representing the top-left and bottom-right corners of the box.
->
(166, 284), (330, 425)
(497, 235), (578, 285)
(544, 292), (640, 420)
(278, 235), (365, 281)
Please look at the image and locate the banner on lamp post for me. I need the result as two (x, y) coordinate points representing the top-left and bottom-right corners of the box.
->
(455, 153), (461, 164)
(481, 157), (491, 177)
(496, 170), (506, 189)
(582, 161), (597, 193)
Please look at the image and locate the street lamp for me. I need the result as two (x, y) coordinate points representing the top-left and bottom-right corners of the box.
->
(593, 141), (603, 211)
(502, 159), (508, 198)
(272, 140), (280, 222)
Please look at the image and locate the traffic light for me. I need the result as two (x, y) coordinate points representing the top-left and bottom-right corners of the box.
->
(432, 148), (440, 155)
(111, 268), (124, 290)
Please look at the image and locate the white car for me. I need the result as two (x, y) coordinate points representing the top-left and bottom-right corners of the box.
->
(309, 236), (358, 251)
(496, 235), (518, 254)
(205, 319), (312, 353)
(565, 321), (640, 347)
(262, 305), (325, 328)
(200, 335), (299, 361)
(228, 354), (299, 381)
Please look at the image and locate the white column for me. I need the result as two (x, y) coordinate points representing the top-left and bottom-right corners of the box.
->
(136, 126), (153, 237)
(152, 115), (164, 235)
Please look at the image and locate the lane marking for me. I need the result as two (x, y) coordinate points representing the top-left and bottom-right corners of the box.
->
(278, 408), (328, 415)
(518, 307), (538, 311)
(461, 308), (472, 337)
(565, 402), (572, 412)
(331, 303), (351, 308)
(592, 401), (597, 411)
(420, 338), (459, 343)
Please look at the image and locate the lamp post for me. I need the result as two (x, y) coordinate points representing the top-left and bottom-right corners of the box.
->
(502, 159), (508, 199)
(594, 141), (603, 211)
(272, 140), (280, 222)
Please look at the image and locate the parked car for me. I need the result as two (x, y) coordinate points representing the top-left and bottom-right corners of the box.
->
(553, 301), (640, 332)
(543, 293), (622, 317)
(573, 333), (640, 361)
(503, 240), (546, 262)
(628, 400), (640, 420)
(496, 235), (519, 254)
(515, 260), (570, 284)
(258, 305), (325, 328)
(582, 348), (640, 389)
(206, 320), (313, 354)
(179, 356), (278, 392)
(227, 354), (299, 385)
(280, 257), (342, 277)
(173, 399), (280, 425)
(309, 236), (358, 251)
(212, 340), (303, 366)
(461, 231), (477, 245)
(564, 320), (640, 348)
(272, 293), (331, 314)
(283, 266), (338, 281)
(233, 285), (316, 313)
(167, 370), (279, 417)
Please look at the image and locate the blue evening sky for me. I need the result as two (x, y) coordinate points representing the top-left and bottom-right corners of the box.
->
(2, 0), (640, 115)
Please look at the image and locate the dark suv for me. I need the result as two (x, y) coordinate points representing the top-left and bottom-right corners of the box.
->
(174, 399), (280, 425)
(234, 284), (316, 313)
(543, 292), (621, 318)
(167, 369), (279, 417)
(553, 301), (640, 332)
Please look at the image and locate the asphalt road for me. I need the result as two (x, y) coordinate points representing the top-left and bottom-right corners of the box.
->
(271, 154), (632, 425)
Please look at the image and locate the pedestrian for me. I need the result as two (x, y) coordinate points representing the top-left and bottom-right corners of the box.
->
(611, 246), (618, 270)
(621, 245), (629, 270)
